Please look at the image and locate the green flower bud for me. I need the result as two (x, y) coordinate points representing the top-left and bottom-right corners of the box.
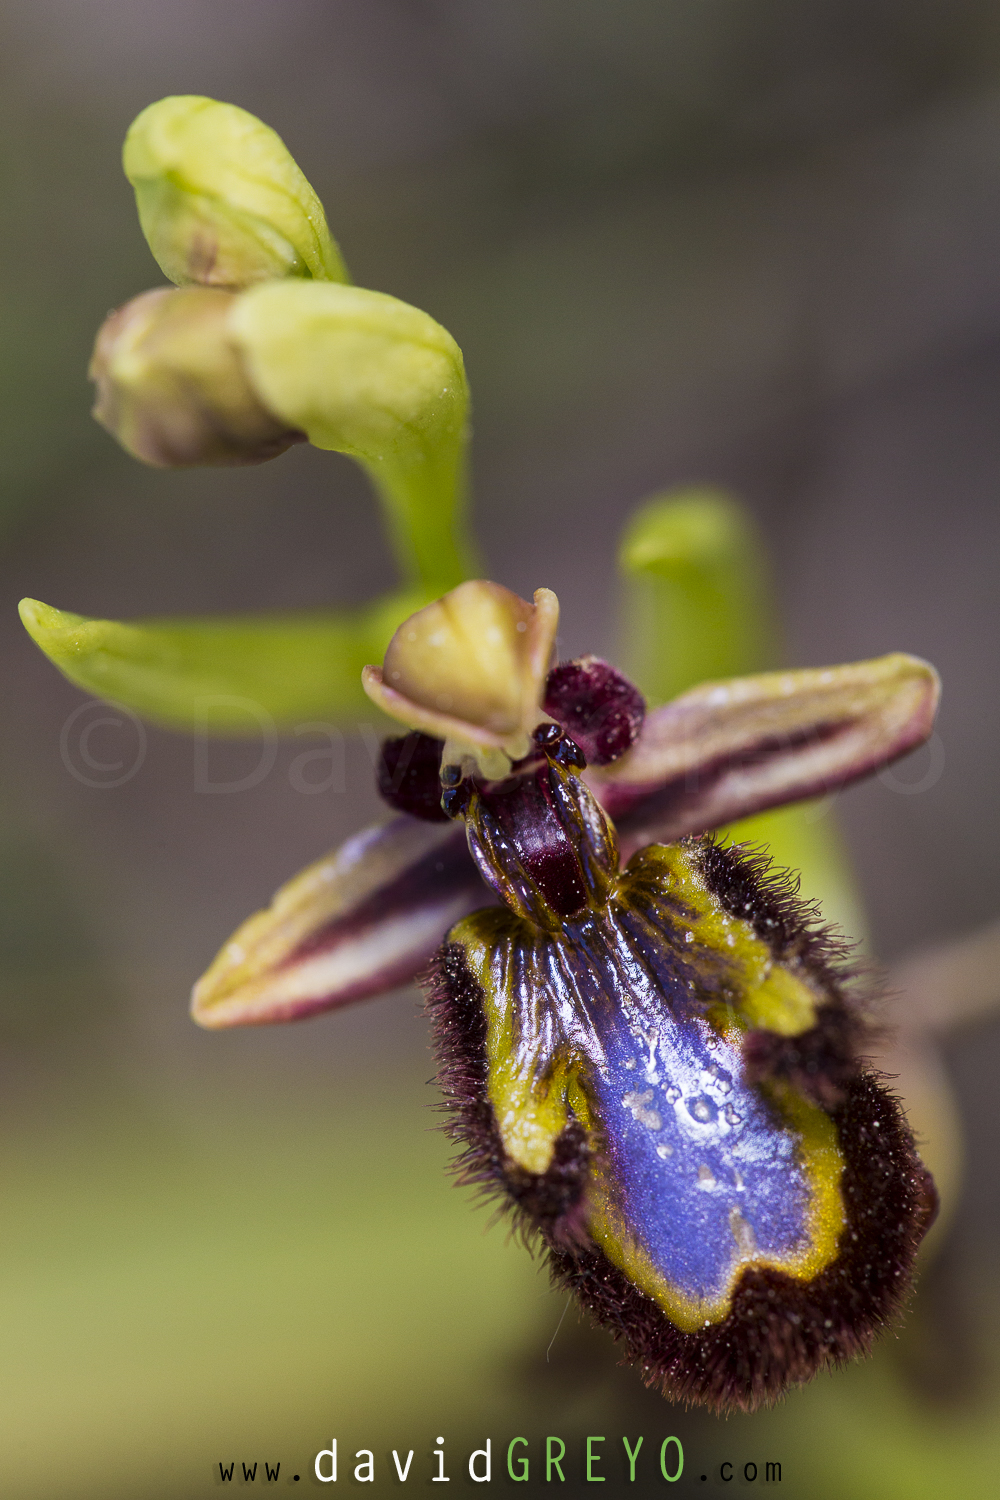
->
(230, 280), (466, 457)
(123, 95), (347, 289)
(89, 286), (304, 468)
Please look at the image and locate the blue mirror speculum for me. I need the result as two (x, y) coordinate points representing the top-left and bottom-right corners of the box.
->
(376, 657), (937, 1412)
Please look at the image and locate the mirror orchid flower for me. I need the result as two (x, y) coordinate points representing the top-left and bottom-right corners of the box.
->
(20, 96), (944, 1415)
(192, 580), (940, 1412)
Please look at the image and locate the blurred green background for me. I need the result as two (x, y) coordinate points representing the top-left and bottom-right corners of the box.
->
(3, 1), (1000, 1494)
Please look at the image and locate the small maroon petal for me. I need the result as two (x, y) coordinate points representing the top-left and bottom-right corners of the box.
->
(544, 656), (646, 766)
(376, 732), (448, 822)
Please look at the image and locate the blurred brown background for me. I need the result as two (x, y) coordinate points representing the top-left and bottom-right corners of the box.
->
(2, 1), (1000, 1494)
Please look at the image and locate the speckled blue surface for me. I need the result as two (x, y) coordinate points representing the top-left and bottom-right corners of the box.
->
(506, 908), (815, 1307)
(586, 992), (810, 1302)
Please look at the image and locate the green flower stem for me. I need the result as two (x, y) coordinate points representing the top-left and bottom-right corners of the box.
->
(618, 487), (866, 943)
(230, 280), (477, 594)
(361, 447), (473, 596)
(19, 591), (432, 733)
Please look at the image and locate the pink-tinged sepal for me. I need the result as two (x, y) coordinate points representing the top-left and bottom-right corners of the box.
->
(592, 654), (940, 846)
(191, 816), (484, 1027)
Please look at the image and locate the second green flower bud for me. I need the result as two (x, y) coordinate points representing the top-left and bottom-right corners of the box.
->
(89, 287), (305, 467)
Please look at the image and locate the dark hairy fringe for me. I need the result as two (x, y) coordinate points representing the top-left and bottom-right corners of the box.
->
(546, 1071), (937, 1413)
(424, 943), (591, 1249)
(690, 835), (881, 1105)
(691, 834), (857, 977)
(423, 937), (937, 1413)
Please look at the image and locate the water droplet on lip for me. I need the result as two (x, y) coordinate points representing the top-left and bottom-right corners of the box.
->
(623, 1089), (662, 1130)
(729, 1206), (756, 1253)
(688, 1096), (717, 1124)
(656, 1143), (673, 1159)
(665, 1084), (681, 1104)
(724, 1104), (742, 1125)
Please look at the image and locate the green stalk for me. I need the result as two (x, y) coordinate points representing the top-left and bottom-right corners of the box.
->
(618, 486), (867, 945)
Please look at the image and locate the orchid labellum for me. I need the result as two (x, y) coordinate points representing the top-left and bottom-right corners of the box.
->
(193, 580), (940, 1412)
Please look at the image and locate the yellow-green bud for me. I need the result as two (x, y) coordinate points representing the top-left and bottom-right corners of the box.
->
(228, 280), (466, 460)
(123, 95), (347, 289)
(89, 286), (304, 468)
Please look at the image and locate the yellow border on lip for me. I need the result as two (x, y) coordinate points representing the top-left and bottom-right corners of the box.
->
(622, 842), (824, 1039)
(454, 910), (573, 1175)
(585, 1083), (845, 1333)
